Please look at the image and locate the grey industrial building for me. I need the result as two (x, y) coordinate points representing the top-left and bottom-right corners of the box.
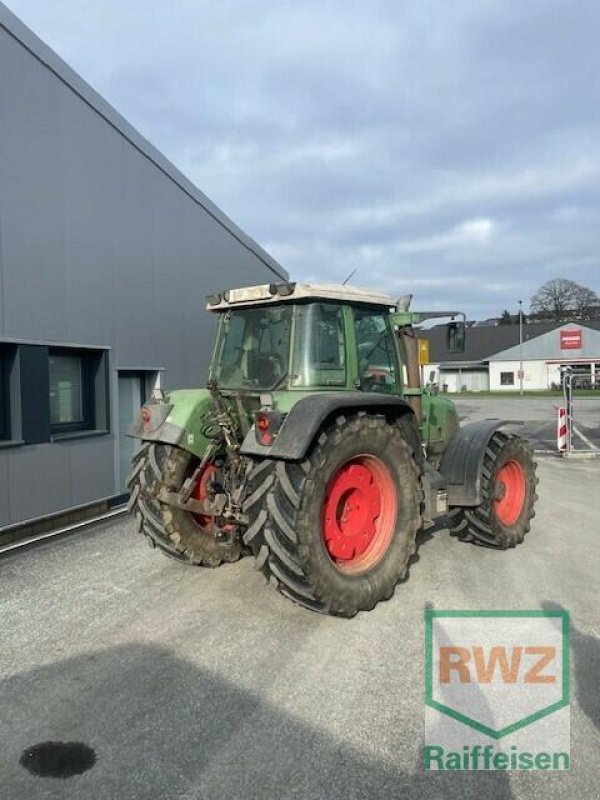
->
(0, 3), (286, 531)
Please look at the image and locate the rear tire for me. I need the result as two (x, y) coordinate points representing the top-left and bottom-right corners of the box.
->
(244, 413), (422, 616)
(127, 443), (242, 566)
(448, 432), (538, 548)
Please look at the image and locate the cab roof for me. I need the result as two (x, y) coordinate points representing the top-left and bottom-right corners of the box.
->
(206, 282), (397, 311)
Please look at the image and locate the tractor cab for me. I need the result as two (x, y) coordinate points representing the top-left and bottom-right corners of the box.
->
(206, 281), (406, 395)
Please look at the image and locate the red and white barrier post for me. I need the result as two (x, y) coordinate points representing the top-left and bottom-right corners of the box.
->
(557, 406), (568, 452)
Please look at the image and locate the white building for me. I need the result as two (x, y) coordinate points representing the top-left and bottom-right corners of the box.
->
(423, 320), (600, 392)
(488, 322), (600, 391)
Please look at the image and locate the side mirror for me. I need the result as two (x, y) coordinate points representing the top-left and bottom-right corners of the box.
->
(447, 321), (466, 353)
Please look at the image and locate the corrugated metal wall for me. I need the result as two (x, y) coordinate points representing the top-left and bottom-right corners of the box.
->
(0, 5), (287, 527)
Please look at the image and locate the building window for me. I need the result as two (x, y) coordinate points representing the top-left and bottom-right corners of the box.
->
(500, 371), (515, 386)
(49, 349), (95, 433)
(0, 347), (10, 440)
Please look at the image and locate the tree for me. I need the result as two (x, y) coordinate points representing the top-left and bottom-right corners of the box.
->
(572, 282), (600, 318)
(529, 278), (600, 322)
(497, 310), (527, 325)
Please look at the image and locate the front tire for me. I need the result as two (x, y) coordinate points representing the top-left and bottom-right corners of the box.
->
(245, 413), (422, 616)
(449, 432), (538, 548)
(127, 443), (242, 566)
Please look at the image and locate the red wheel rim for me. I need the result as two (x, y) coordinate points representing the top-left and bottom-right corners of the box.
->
(321, 454), (397, 575)
(192, 464), (218, 530)
(494, 460), (526, 526)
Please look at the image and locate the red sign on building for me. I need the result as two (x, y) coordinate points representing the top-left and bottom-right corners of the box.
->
(560, 329), (583, 350)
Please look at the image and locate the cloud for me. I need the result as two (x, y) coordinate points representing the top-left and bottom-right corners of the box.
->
(454, 218), (496, 243)
(6, 0), (600, 317)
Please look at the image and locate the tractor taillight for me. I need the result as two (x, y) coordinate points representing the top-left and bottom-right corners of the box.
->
(254, 410), (283, 446)
(141, 407), (152, 432)
(255, 413), (273, 446)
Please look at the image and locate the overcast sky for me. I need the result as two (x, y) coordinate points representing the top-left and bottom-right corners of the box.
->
(6, 0), (600, 318)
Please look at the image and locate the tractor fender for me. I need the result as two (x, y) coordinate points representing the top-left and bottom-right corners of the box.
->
(240, 392), (415, 461)
(440, 419), (519, 507)
(128, 402), (185, 446)
(127, 388), (215, 459)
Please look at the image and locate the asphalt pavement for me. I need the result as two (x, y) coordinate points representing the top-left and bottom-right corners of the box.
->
(454, 395), (600, 453)
(1, 400), (599, 799)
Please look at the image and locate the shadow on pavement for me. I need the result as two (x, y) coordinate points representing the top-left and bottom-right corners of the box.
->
(0, 642), (517, 799)
(542, 600), (599, 733)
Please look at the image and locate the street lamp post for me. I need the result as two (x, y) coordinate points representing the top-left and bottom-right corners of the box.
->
(519, 300), (524, 396)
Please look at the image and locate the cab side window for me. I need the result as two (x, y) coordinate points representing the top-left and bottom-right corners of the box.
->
(313, 304), (345, 370)
(291, 303), (346, 387)
(354, 308), (397, 392)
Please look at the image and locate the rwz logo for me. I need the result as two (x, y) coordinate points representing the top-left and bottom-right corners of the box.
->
(425, 610), (569, 740)
(439, 645), (556, 685)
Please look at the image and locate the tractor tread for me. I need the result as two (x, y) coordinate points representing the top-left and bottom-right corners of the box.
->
(242, 472), (274, 513)
(266, 492), (298, 545)
(264, 526), (305, 576)
(245, 413), (422, 617)
(243, 509), (268, 546)
(448, 431), (537, 548)
(128, 443), (242, 566)
(126, 457), (145, 489)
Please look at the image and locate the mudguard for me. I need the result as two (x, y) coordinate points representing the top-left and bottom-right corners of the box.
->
(127, 389), (215, 459)
(440, 419), (519, 507)
(128, 402), (176, 440)
(240, 392), (415, 461)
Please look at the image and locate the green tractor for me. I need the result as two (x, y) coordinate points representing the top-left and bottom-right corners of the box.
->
(128, 282), (538, 616)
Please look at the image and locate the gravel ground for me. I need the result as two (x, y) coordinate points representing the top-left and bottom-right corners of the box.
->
(1, 400), (598, 799)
